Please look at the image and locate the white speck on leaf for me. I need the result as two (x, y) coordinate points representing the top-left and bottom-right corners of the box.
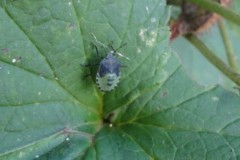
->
(139, 28), (147, 41)
(38, 92), (41, 96)
(145, 6), (149, 13)
(139, 28), (158, 47)
(151, 17), (157, 23)
(137, 48), (141, 53)
(67, 23), (75, 31)
(35, 155), (39, 158)
(212, 96), (219, 102)
(160, 52), (171, 66)
(151, 31), (157, 37)
(12, 56), (22, 63)
(18, 152), (24, 158)
(66, 137), (70, 141)
(40, 74), (45, 80)
(68, 1), (72, 6)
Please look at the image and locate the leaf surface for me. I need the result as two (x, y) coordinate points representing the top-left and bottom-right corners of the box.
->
(0, 0), (240, 160)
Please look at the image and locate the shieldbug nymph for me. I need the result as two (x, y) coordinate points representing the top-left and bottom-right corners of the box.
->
(82, 34), (130, 92)
(94, 43), (128, 92)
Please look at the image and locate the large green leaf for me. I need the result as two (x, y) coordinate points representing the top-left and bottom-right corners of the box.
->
(0, 0), (240, 159)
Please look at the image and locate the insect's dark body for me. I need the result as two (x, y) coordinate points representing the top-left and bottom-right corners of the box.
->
(96, 52), (121, 91)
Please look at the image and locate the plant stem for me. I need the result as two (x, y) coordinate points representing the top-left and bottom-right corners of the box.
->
(185, 0), (240, 26)
(167, 0), (181, 6)
(186, 35), (240, 86)
(218, 20), (239, 71)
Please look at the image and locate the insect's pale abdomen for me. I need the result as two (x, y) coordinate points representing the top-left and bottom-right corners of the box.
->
(96, 72), (121, 91)
(95, 53), (121, 92)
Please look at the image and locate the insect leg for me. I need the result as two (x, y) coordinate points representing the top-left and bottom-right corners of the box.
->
(108, 42), (127, 53)
(82, 73), (92, 80)
(108, 43), (130, 60)
(92, 43), (102, 60)
(80, 63), (99, 67)
(120, 64), (127, 67)
(80, 63), (99, 80)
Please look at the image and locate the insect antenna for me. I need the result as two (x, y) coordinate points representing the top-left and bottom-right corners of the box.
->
(116, 52), (130, 60)
(108, 43), (130, 60)
(91, 33), (130, 60)
(111, 43), (130, 60)
(91, 43), (102, 60)
(115, 43), (127, 52)
(91, 33), (109, 49)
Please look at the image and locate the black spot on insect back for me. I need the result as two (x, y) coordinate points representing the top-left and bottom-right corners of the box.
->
(98, 54), (121, 77)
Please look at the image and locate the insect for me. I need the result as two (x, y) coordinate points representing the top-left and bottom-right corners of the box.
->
(94, 43), (127, 92)
(82, 34), (129, 92)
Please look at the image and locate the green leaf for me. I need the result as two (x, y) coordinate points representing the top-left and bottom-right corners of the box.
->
(0, 0), (240, 160)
